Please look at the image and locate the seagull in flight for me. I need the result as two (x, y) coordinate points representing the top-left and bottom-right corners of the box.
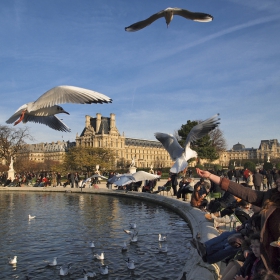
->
(6, 85), (112, 132)
(125, 7), (213, 32)
(124, 229), (138, 242)
(8, 256), (17, 264)
(155, 114), (220, 174)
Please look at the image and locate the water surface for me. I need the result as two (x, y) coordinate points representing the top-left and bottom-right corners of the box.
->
(0, 192), (192, 279)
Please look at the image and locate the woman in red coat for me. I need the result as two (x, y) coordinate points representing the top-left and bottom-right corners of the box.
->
(196, 168), (280, 274)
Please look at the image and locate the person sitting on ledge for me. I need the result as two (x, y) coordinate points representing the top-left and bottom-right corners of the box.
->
(196, 168), (280, 274)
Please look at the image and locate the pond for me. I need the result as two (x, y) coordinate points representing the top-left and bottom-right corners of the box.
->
(0, 192), (192, 279)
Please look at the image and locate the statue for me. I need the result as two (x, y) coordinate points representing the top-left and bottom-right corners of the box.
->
(9, 157), (14, 171)
(95, 164), (100, 175)
(149, 164), (154, 174)
(130, 157), (135, 168)
(267, 156), (270, 163)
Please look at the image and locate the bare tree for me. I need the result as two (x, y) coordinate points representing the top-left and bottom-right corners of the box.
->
(0, 125), (34, 164)
(209, 128), (227, 152)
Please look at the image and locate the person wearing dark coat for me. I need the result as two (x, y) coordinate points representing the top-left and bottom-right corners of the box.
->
(170, 173), (178, 196)
(253, 170), (263, 191)
(196, 168), (280, 274)
(266, 170), (273, 189)
(234, 169), (241, 184)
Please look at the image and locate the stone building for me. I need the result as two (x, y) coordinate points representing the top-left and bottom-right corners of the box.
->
(219, 139), (280, 167)
(75, 113), (173, 168)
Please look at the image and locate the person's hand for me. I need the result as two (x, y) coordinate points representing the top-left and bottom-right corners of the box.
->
(196, 168), (211, 179)
(234, 275), (248, 280)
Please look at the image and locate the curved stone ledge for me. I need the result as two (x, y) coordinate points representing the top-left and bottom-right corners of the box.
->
(0, 186), (221, 279)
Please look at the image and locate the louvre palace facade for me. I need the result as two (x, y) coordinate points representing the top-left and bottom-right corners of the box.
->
(21, 113), (173, 169)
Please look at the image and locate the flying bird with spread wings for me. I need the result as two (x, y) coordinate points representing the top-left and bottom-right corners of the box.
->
(155, 114), (220, 174)
(125, 7), (213, 32)
(6, 86), (112, 132)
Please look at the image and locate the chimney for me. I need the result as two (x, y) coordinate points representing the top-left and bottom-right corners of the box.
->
(110, 113), (116, 128)
(85, 115), (91, 128)
(96, 113), (101, 133)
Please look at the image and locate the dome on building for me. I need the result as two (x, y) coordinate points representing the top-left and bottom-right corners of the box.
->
(232, 142), (245, 151)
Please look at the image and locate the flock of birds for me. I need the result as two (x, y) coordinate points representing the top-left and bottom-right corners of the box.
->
(8, 218), (169, 278)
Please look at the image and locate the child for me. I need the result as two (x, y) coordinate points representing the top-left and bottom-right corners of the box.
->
(234, 232), (265, 280)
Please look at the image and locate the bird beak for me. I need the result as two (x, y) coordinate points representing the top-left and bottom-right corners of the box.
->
(64, 111), (70, 115)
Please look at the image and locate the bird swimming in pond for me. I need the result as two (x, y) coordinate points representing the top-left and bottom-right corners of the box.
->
(6, 85), (112, 132)
(29, 214), (36, 220)
(159, 233), (167, 242)
(47, 257), (57, 266)
(121, 241), (128, 252)
(125, 7), (213, 32)
(130, 222), (137, 229)
(94, 252), (104, 260)
(8, 256), (17, 264)
(99, 265), (109, 275)
(125, 258), (135, 270)
(155, 114), (220, 174)
(89, 241), (95, 248)
(83, 268), (96, 278)
(59, 264), (71, 276)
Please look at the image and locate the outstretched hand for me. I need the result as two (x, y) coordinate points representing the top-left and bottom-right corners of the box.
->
(196, 168), (211, 178)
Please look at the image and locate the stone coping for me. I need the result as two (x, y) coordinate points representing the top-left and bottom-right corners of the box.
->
(0, 185), (221, 280)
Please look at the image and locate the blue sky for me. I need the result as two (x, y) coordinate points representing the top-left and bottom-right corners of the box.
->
(1, 0), (280, 149)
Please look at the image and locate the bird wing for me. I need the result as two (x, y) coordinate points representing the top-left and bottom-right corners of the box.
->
(184, 114), (220, 149)
(172, 7), (213, 22)
(22, 115), (71, 132)
(30, 85), (112, 110)
(6, 104), (28, 123)
(154, 132), (184, 160)
(125, 9), (166, 32)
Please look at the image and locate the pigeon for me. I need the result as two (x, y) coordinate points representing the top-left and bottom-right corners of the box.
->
(28, 214), (36, 220)
(90, 241), (95, 248)
(93, 252), (104, 260)
(6, 85), (112, 132)
(8, 256), (17, 264)
(99, 265), (109, 275)
(125, 7), (213, 32)
(121, 241), (128, 252)
(159, 234), (167, 242)
(47, 257), (57, 266)
(155, 114), (220, 173)
(125, 258), (135, 270)
(83, 269), (96, 277)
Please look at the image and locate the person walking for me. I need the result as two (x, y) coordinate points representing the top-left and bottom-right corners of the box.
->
(253, 170), (263, 191)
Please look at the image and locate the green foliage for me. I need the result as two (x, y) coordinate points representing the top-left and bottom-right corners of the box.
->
(177, 120), (219, 161)
(214, 164), (222, 171)
(63, 146), (116, 172)
(275, 163), (280, 170)
(263, 161), (273, 171)
(243, 161), (256, 172)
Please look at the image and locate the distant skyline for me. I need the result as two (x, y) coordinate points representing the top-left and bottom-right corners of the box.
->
(1, 0), (280, 149)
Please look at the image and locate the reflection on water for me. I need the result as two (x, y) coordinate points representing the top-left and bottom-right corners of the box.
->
(0, 192), (192, 279)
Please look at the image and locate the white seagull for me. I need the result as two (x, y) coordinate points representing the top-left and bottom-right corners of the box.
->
(6, 85), (112, 132)
(125, 258), (135, 270)
(8, 256), (17, 264)
(159, 234), (167, 242)
(83, 269), (96, 278)
(47, 257), (57, 266)
(124, 229), (138, 242)
(93, 252), (104, 260)
(89, 241), (95, 248)
(125, 7), (213, 32)
(59, 264), (71, 276)
(121, 241), (128, 252)
(99, 265), (109, 275)
(155, 114), (220, 174)
(28, 214), (36, 220)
